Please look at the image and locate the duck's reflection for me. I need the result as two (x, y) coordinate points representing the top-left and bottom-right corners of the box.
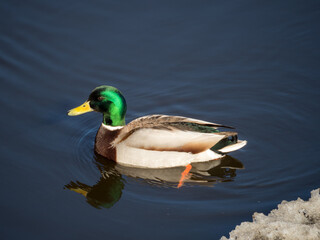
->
(65, 159), (124, 209)
(65, 154), (244, 209)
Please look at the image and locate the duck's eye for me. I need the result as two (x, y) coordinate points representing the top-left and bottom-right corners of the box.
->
(98, 96), (104, 101)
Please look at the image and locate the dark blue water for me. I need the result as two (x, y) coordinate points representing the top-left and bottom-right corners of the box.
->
(1, 1), (320, 239)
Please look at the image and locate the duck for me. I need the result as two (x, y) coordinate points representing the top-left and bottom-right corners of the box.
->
(68, 85), (247, 169)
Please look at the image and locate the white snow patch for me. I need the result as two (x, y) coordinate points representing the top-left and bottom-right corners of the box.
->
(221, 188), (320, 240)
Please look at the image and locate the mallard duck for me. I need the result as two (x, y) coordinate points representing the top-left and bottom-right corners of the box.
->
(68, 85), (247, 168)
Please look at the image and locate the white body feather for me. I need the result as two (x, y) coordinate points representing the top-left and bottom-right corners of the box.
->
(123, 128), (225, 151)
(116, 143), (222, 168)
(105, 126), (245, 168)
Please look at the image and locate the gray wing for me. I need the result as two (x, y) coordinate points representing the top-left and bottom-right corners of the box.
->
(113, 114), (234, 145)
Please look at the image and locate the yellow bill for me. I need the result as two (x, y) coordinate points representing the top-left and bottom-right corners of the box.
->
(68, 101), (94, 116)
(68, 188), (88, 197)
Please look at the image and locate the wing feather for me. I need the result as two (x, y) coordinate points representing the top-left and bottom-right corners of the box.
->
(113, 114), (235, 151)
(120, 128), (231, 154)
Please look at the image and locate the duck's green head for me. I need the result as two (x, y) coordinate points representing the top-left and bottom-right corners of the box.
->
(68, 86), (127, 126)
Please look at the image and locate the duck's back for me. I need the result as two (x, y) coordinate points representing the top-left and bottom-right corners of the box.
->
(95, 114), (246, 168)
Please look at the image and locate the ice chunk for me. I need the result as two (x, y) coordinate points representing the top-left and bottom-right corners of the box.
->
(221, 188), (320, 240)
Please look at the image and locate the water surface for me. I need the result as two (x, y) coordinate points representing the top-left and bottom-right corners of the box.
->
(1, 1), (320, 239)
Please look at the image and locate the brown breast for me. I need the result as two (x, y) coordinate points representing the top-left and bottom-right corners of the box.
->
(94, 125), (121, 161)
